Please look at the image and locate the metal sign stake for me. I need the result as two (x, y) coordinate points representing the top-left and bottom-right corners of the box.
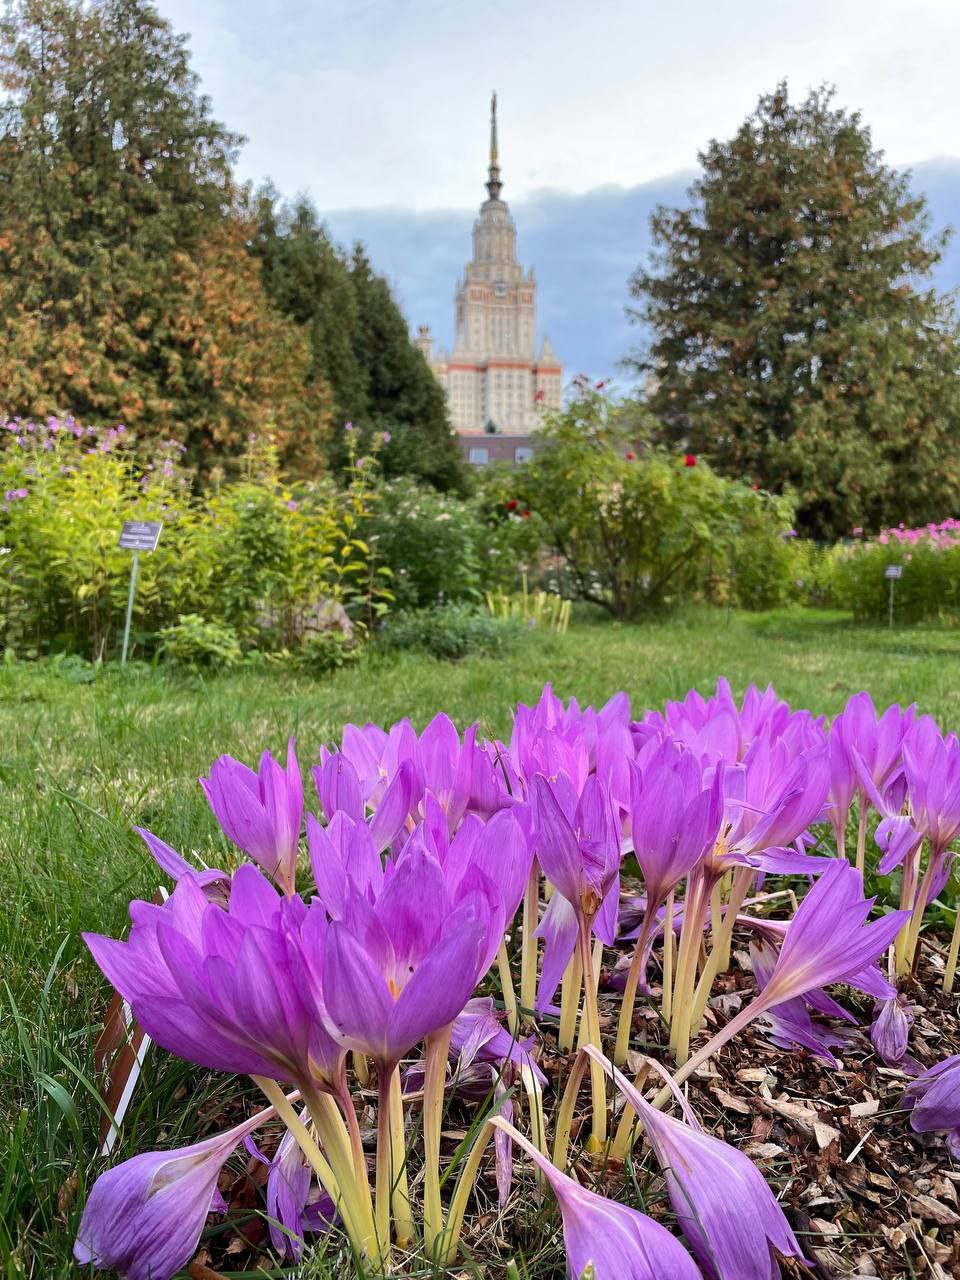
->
(121, 550), (139, 666)
(117, 519), (163, 665)
(884, 563), (902, 629)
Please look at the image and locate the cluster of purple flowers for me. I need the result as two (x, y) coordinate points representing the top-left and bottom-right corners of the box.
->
(75, 682), (959, 1279)
(1, 419), (192, 522)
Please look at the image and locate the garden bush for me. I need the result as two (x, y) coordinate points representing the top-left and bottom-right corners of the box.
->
(158, 615), (243, 670)
(295, 629), (362, 676)
(376, 603), (517, 660)
(0, 419), (388, 659)
(364, 478), (483, 609)
(830, 521), (960, 623)
(502, 386), (798, 619)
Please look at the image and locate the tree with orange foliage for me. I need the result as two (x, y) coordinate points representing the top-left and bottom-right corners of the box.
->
(0, 0), (330, 471)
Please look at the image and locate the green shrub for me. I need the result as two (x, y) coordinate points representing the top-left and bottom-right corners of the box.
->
(504, 387), (798, 619)
(159, 615), (242, 669)
(365, 479), (481, 609)
(471, 472), (550, 594)
(0, 421), (188, 656)
(295, 630), (361, 676)
(0, 421), (388, 659)
(377, 605), (516, 661)
(830, 525), (960, 623)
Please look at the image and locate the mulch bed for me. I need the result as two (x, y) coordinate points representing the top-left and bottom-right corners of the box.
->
(574, 928), (959, 1280)
(165, 926), (960, 1279)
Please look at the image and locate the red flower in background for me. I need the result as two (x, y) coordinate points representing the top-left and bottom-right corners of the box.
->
(626, 451), (635, 461)
(521, 509), (531, 519)
(684, 454), (697, 468)
(507, 499), (518, 511)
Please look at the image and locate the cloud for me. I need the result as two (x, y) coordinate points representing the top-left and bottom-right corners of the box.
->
(158, 0), (960, 211)
(320, 160), (960, 384)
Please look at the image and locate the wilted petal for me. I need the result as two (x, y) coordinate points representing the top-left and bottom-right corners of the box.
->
(903, 1054), (960, 1139)
(585, 1047), (807, 1280)
(74, 1107), (274, 1280)
(491, 1116), (700, 1278)
(871, 995), (913, 1067)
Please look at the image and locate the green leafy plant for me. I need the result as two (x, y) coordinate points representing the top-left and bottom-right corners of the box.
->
(365, 478), (482, 609)
(829, 523), (960, 623)
(158, 615), (242, 669)
(295, 630), (361, 676)
(507, 387), (797, 620)
(377, 605), (516, 661)
(1, 423), (390, 659)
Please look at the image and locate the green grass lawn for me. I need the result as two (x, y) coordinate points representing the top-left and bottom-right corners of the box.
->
(4, 606), (960, 1277)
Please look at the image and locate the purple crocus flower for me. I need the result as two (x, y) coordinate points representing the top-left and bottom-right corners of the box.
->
(670, 861), (909, 1089)
(841, 693), (913, 851)
(900, 719), (960, 885)
(84, 866), (344, 1088)
(871, 995), (916, 1070)
(313, 752), (415, 853)
(902, 1055), (960, 1157)
(750, 940), (852, 1067)
(489, 1116), (701, 1279)
(74, 1104), (275, 1280)
(200, 738), (303, 894)
(134, 826), (228, 898)
(442, 805), (535, 927)
(245, 1118), (337, 1260)
(313, 750), (364, 823)
(827, 709), (858, 858)
(319, 844), (497, 1070)
(306, 809), (384, 918)
(530, 772), (621, 1009)
(714, 738), (831, 875)
(614, 742), (722, 1061)
(336, 718), (414, 808)
(586, 1047), (807, 1280)
(416, 713), (476, 831)
(758, 860), (909, 1008)
(627, 741), (721, 912)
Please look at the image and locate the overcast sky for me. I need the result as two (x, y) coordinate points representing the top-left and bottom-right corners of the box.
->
(156, 0), (960, 213)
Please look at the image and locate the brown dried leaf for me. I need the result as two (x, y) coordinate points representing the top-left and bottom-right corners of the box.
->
(910, 1193), (960, 1226)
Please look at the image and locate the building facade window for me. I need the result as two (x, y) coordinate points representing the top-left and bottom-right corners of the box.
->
(468, 447), (489, 465)
(514, 446), (533, 463)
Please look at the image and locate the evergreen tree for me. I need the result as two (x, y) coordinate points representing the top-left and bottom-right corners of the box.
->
(0, 0), (330, 467)
(347, 245), (464, 491)
(630, 84), (960, 538)
(253, 190), (465, 491)
(252, 191), (368, 427)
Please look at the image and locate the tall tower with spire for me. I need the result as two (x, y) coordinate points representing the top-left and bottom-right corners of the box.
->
(421, 93), (562, 458)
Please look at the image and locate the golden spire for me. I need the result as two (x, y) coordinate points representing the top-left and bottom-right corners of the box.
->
(486, 90), (502, 200)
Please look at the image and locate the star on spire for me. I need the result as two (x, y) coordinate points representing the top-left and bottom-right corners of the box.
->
(486, 91), (502, 200)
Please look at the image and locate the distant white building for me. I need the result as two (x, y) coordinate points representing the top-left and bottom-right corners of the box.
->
(416, 94), (562, 458)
